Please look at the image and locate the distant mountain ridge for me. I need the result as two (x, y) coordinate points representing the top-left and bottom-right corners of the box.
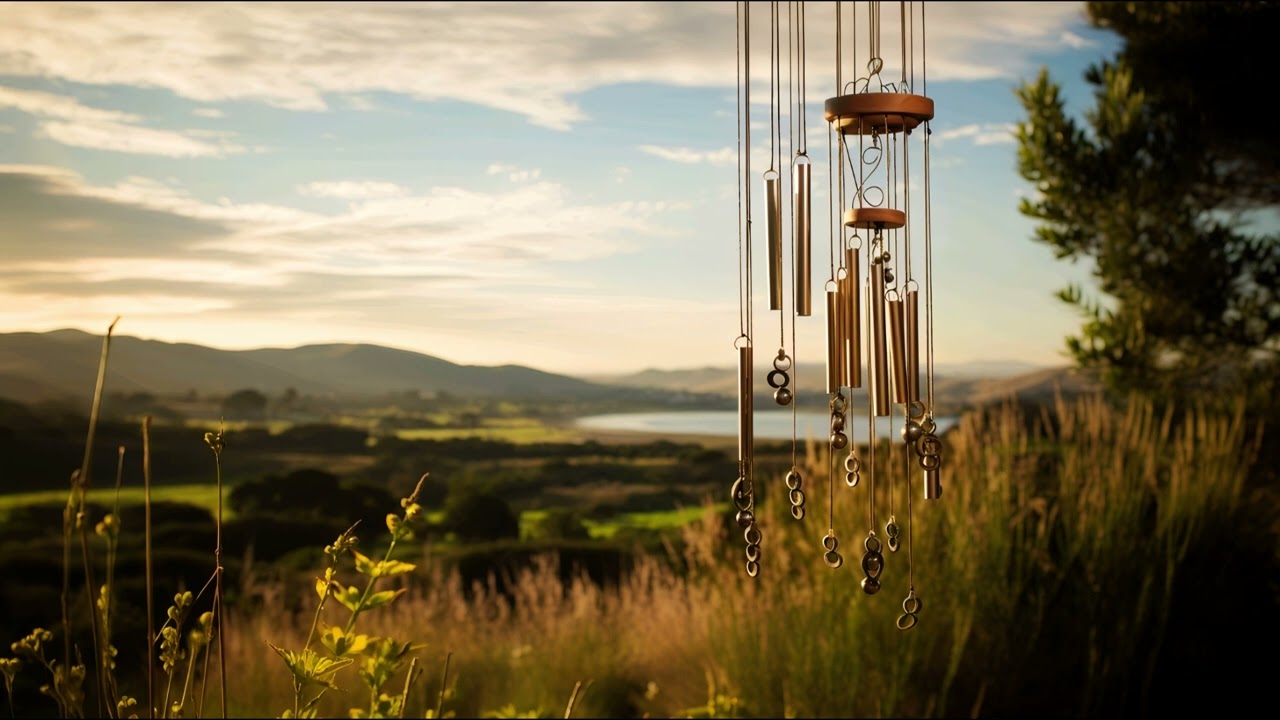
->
(0, 329), (617, 404)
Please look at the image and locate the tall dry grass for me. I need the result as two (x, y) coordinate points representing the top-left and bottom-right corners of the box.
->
(220, 392), (1263, 718)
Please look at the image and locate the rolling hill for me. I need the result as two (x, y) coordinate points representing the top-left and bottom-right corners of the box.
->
(0, 329), (620, 404)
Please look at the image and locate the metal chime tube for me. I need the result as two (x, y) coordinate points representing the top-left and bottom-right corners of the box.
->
(869, 259), (890, 416)
(738, 345), (754, 466)
(888, 295), (908, 403)
(835, 275), (848, 387)
(924, 466), (941, 500)
(766, 175), (783, 310)
(846, 247), (862, 388)
(794, 161), (812, 316)
(825, 290), (840, 393)
(905, 288), (920, 403)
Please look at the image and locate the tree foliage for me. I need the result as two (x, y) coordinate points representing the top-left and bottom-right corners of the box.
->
(1015, 1), (1279, 401)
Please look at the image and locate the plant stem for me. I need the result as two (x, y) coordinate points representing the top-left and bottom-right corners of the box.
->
(434, 652), (451, 719)
(143, 417), (155, 720)
(397, 657), (418, 719)
(212, 430), (228, 719)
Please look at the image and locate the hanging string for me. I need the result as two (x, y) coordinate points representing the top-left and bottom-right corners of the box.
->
(736, 1), (745, 341)
(778, 0), (789, 349)
(900, 1), (907, 87)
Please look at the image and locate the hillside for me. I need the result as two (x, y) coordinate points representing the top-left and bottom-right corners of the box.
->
(0, 329), (618, 404)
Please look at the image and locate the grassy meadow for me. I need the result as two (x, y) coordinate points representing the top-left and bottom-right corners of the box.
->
(2, 384), (1275, 718)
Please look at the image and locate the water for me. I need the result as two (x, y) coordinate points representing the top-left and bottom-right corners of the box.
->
(575, 410), (957, 443)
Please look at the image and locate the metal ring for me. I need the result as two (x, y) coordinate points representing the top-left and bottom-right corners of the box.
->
(896, 612), (918, 631)
(861, 551), (882, 578)
(903, 594), (923, 614)
(767, 369), (790, 389)
(918, 435), (943, 456)
(763, 168), (779, 180)
(789, 488), (805, 507)
(823, 550), (844, 568)
(845, 454), (861, 472)
(744, 525), (762, 546)
(920, 416), (937, 434)
(864, 535), (882, 554)
(785, 469), (802, 490)
(830, 394), (847, 413)
(745, 543), (760, 563)
(772, 352), (793, 372)
(790, 505), (805, 521)
(733, 334), (750, 350)
(745, 560), (759, 578)
(845, 471), (860, 488)
(822, 533), (839, 552)
(919, 453), (941, 470)
(847, 233), (863, 250)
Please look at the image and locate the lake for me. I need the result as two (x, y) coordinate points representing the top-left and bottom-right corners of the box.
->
(575, 410), (958, 442)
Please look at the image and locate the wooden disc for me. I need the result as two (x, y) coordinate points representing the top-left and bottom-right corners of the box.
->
(824, 93), (934, 135)
(844, 207), (906, 230)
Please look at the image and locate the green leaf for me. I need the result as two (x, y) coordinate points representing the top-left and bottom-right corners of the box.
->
(320, 627), (370, 658)
(269, 645), (352, 689)
(333, 584), (364, 614)
(352, 551), (377, 577)
(360, 589), (406, 611)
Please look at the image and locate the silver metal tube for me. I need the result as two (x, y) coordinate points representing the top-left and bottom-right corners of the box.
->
(766, 175), (782, 311)
(794, 161), (811, 316)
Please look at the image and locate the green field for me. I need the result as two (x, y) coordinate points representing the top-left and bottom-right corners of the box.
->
(0, 484), (228, 519)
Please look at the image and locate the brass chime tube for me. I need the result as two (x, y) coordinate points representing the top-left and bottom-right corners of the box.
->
(924, 466), (941, 500)
(794, 161), (812, 316)
(888, 295), (908, 404)
(836, 274), (848, 387)
(846, 247), (862, 388)
(906, 288), (920, 404)
(869, 259), (890, 416)
(738, 345), (754, 466)
(825, 290), (840, 394)
(766, 175), (783, 311)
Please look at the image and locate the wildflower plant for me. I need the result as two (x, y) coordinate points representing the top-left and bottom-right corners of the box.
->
(274, 474), (430, 719)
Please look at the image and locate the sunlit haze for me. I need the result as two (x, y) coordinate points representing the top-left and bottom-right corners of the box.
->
(0, 1), (1121, 374)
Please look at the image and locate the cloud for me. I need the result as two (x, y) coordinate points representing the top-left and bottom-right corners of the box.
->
(297, 180), (409, 200)
(192, 107), (224, 118)
(0, 124), (12, 133)
(638, 144), (736, 167)
(0, 2), (1090, 130)
(1059, 30), (1096, 49)
(0, 85), (244, 156)
(486, 163), (542, 182)
(933, 123), (1015, 147)
(0, 163), (676, 320)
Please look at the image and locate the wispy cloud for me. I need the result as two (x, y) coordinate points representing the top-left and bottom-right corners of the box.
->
(0, 85), (245, 157)
(0, 3), (1090, 130)
(486, 163), (542, 182)
(934, 123), (1016, 147)
(297, 180), (409, 200)
(638, 145), (736, 167)
(192, 107), (224, 118)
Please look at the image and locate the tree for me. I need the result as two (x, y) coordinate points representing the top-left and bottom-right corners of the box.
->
(1015, 2), (1279, 401)
(221, 388), (269, 420)
(442, 486), (520, 542)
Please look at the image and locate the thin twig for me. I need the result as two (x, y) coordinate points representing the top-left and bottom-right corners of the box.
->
(563, 679), (590, 719)
(397, 657), (419, 719)
(434, 652), (452, 719)
(143, 417), (155, 720)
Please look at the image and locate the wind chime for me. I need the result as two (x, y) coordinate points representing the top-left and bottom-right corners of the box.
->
(733, 0), (941, 630)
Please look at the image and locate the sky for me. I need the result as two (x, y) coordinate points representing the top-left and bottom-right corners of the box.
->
(0, 1), (1122, 375)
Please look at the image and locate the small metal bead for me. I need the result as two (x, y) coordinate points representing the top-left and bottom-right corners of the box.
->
(735, 509), (755, 528)
(861, 576), (881, 595)
(902, 420), (923, 443)
(830, 432), (848, 450)
(773, 387), (793, 405)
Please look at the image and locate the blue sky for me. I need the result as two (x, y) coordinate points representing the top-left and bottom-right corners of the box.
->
(0, 2), (1121, 374)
